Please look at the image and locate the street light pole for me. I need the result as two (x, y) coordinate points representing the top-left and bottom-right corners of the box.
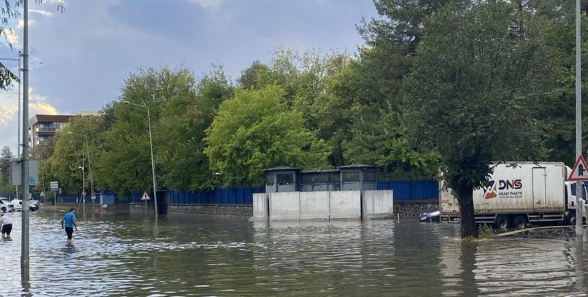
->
(123, 100), (158, 219)
(0, 52), (23, 200)
(21, 0), (30, 276)
(68, 132), (93, 202)
(576, 0), (583, 236)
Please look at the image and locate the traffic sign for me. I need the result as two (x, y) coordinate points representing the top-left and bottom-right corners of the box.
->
(141, 191), (151, 201)
(50, 181), (59, 191)
(82, 191), (87, 197)
(568, 155), (588, 181)
(91, 191), (96, 200)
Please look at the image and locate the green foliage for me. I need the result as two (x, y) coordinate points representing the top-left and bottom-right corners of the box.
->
(204, 85), (330, 186)
(477, 224), (494, 239)
(0, 146), (14, 197)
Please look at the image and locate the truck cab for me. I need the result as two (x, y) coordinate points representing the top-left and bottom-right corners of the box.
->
(565, 181), (588, 220)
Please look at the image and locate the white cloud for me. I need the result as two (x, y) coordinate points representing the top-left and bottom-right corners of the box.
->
(30, 9), (54, 17)
(17, 19), (36, 29)
(187, 0), (226, 9)
(0, 106), (15, 125)
(2, 29), (19, 48)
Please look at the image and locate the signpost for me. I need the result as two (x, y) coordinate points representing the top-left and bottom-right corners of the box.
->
(568, 155), (588, 235)
(50, 181), (58, 206)
(141, 191), (150, 210)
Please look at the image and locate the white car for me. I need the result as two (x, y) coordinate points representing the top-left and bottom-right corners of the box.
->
(10, 199), (38, 212)
(11, 199), (22, 212)
(0, 198), (15, 213)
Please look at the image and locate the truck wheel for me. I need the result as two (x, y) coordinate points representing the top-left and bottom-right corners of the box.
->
(495, 215), (509, 230)
(513, 216), (526, 229)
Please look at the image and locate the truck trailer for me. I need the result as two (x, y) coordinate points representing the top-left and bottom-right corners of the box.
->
(439, 162), (588, 229)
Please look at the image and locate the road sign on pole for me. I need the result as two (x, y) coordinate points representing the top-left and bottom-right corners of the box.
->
(569, 155), (588, 181)
(141, 191), (151, 201)
(50, 181), (59, 192)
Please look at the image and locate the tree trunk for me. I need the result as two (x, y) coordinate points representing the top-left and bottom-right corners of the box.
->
(458, 185), (478, 239)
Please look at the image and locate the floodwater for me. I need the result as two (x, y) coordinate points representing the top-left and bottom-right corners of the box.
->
(1, 211), (587, 296)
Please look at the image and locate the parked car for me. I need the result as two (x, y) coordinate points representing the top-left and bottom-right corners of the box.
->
(420, 207), (440, 222)
(29, 200), (39, 211)
(11, 199), (39, 212)
(0, 198), (15, 213)
(11, 199), (22, 212)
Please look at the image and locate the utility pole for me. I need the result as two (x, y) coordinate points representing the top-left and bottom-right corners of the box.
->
(21, 0), (30, 276)
(575, 0), (583, 236)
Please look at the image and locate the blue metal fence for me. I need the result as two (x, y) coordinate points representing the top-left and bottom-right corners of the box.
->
(129, 181), (438, 205)
(376, 181), (439, 200)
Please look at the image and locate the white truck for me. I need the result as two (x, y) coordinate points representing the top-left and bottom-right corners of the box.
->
(439, 162), (588, 229)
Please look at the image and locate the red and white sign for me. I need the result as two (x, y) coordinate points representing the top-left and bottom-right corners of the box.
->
(141, 191), (151, 201)
(568, 155), (588, 181)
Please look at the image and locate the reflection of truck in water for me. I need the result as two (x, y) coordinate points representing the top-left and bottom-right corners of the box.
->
(439, 162), (588, 229)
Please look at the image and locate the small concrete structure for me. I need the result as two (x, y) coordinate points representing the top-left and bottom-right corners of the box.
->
(299, 169), (340, 192)
(264, 167), (301, 193)
(339, 164), (377, 191)
(252, 164), (392, 222)
(251, 190), (393, 221)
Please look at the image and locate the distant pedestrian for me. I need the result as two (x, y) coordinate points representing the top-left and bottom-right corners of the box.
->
(0, 214), (12, 240)
(61, 208), (77, 245)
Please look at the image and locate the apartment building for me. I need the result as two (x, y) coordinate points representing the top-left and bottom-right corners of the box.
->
(28, 114), (74, 148)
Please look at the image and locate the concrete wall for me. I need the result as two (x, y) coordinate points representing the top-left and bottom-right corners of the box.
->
(255, 190), (385, 221)
(363, 190), (394, 219)
(251, 193), (268, 221)
(299, 191), (329, 220)
(269, 192), (300, 221)
(329, 191), (361, 220)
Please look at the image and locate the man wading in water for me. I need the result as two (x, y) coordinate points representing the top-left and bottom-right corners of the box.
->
(0, 214), (12, 240)
(61, 208), (78, 245)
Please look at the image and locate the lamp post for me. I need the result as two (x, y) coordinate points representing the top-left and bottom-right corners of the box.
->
(21, 0), (31, 276)
(123, 100), (158, 219)
(68, 132), (93, 203)
(0, 52), (22, 200)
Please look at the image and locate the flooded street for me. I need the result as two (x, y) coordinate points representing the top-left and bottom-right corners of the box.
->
(1, 210), (587, 296)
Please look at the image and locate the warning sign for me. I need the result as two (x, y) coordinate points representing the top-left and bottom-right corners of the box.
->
(568, 155), (588, 181)
(141, 191), (151, 201)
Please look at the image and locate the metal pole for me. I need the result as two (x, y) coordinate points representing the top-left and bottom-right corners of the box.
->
(85, 135), (93, 202)
(16, 51), (21, 201)
(82, 155), (85, 210)
(147, 106), (158, 219)
(576, 0), (583, 236)
(20, 0), (30, 276)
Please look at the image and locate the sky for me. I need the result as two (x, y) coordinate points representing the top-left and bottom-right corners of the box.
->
(0, 0), (378, 155)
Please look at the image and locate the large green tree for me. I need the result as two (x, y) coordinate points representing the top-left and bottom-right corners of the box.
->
(0, 146), (14, 197)
(204, 85), (330, 186)
(156, 65), (233, 191)
(404, 0), (559, 238)
(98, 66), (196, 195)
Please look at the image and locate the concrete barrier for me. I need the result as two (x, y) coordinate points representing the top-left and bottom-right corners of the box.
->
(250, 193), (269, 221)
(269, 192), (300, 221)
(363, 190), (393, 219)
(329, 191), (361, 220)
(299, 191), (329, 220)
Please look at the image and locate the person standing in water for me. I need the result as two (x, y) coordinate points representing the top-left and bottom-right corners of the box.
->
(61, 208), (77, 245)
(0, 214), (12, 240)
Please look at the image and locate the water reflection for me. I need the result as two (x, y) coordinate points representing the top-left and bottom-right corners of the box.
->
(1, 212), (588, 296)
